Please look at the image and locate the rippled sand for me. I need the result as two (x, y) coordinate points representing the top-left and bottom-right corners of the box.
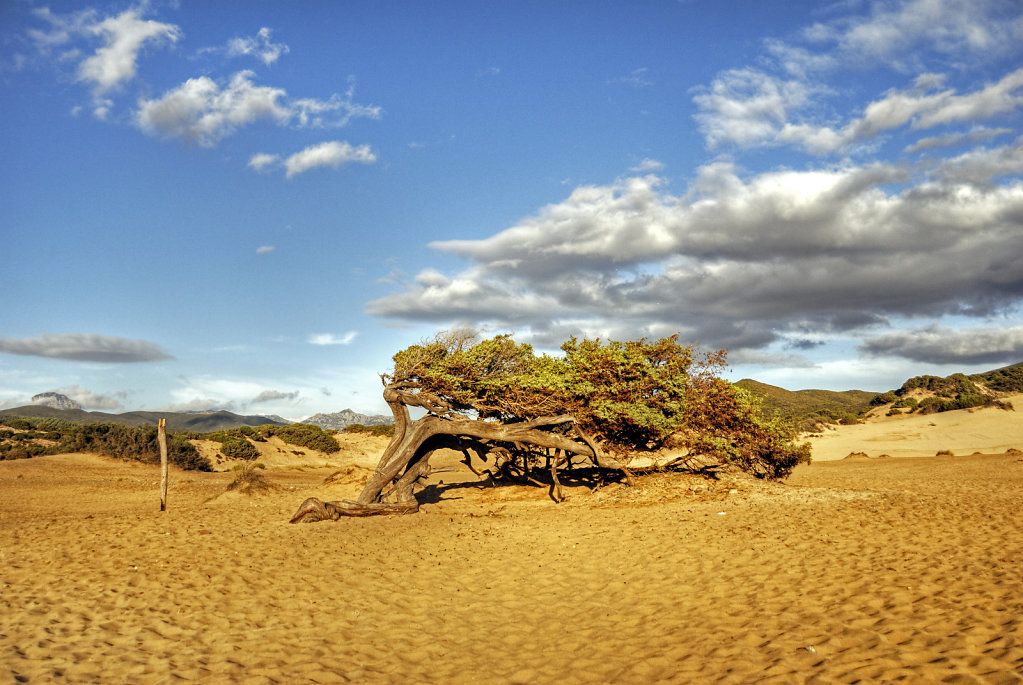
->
(2, 449), (1021, 683)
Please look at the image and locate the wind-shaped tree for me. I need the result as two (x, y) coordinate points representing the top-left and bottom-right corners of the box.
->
(290, 330), (809, 522)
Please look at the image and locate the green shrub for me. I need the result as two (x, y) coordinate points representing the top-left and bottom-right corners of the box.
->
(255, 423), (340, 454)
(343, 423), (395, 437)
(871, 391), (897, 406)
(217, 435), (259, 460)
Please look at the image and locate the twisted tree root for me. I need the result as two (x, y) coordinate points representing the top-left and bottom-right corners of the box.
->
(289, 497), (419, 523)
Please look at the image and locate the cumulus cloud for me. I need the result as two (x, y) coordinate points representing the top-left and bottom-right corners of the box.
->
(284, 141), (376, 178)
(248, 153), (280, 172)
(28, 5), (180, 117)
(77, 7), (180, 95)
(861, 324), (1023, 365)
(0, 333), (173, 363)
(369, 162), (1023, 353)
(251, 389), (299, 403)
(693, 69), (811, 149)
(803, 0), (1023, 69)
(226, 27), (289, 66)
(694, 0), (1023, 155)
(137, 71), (290, 146)
(308, 332), (358, 346)
(137, 72), (381, 146)
(702, 67), (1023, 155)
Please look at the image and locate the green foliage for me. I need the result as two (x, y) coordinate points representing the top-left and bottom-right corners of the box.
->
(206, 431), (260, 460)
(343, 423), (395, 437)
(971, 362), (1023, 393)
(254, 423), (340, 454)
(390, 332), (810, 479)
(0, 417), (210, 470)
(899, 373), (980, 399)
(871, 391), (897, 406)
(890, 373), (995, 414)
(736, 379), (877, 421)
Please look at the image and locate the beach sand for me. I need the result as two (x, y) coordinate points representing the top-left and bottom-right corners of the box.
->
(2, 439), (1021, 683)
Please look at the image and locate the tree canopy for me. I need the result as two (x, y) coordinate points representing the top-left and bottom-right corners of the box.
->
(290, 331), (810, 522)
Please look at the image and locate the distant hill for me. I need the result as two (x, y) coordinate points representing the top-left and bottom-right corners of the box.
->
(0, 406), (289, 432)
(735, 379), (878, 422)
(301, 409), (393, 431)
(737, 359), (1023, 425)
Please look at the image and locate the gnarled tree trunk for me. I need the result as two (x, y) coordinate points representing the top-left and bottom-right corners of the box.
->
(290, 383), (631, 522)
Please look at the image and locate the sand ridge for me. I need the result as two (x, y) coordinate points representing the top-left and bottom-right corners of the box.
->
(1, 447), (1022, 683)
(807, 392), (1023, 461)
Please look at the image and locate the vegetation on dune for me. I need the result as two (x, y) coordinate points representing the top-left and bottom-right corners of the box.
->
(872, 371), (1014, 415)
(290, 331), (812, 522)
(343, 423), (395, 437)
(969, 362), (1023, 394)
(184, 422), (342, 460)
(259, 423), (340, 453)
(0, 417), (210, 470)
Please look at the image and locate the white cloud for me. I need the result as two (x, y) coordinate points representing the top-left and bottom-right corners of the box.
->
(226, 27), (289, 66)
(137, 72), (381, 147)
(248, 153), (280, 172)
(52, 384), (123, 410)
(700, 66), (1023, 155)
(284, 141), (376, 178)
(291, 77), (382, 128)
(256, 245), (276, 254)
(694, 0), (1023, 156)
(308, 332), (358, 346)
(805, 0), (1023, 69)
(27, 5), (180, 118)
(137, 70), (290, 146)
(77, 7), (181, 95)
(630, 158), (665, 173)
(692, 69), (812, 149)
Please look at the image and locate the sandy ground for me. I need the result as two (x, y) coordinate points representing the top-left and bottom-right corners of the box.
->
(2, 429), (1021, 684)
(807, 393), (1023, 461)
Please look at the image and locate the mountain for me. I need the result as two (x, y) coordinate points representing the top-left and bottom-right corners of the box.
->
(31, 392), (81, 411)
(735, 379), (878, 421)
(301, 409), (393, 431)
(0, 406), (290, 432)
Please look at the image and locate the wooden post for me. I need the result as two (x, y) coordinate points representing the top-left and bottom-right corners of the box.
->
(158, 418), (168, 511)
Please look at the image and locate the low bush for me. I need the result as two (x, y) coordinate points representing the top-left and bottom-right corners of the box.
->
(0, 417), (210, 470)
(343, 423), (395, 437)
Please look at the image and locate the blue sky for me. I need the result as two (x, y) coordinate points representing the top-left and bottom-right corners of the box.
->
(2, 0), (1023, 420)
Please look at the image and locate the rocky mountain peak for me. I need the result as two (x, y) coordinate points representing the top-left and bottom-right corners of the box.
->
(301, 408), (393, 431)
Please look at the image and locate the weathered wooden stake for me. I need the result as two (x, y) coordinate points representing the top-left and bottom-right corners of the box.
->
(158, 418), (168, 511)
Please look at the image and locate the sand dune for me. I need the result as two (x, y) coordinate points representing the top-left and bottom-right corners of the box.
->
(2, 437), (1021, 683)
(807, 392), (1023, 461)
